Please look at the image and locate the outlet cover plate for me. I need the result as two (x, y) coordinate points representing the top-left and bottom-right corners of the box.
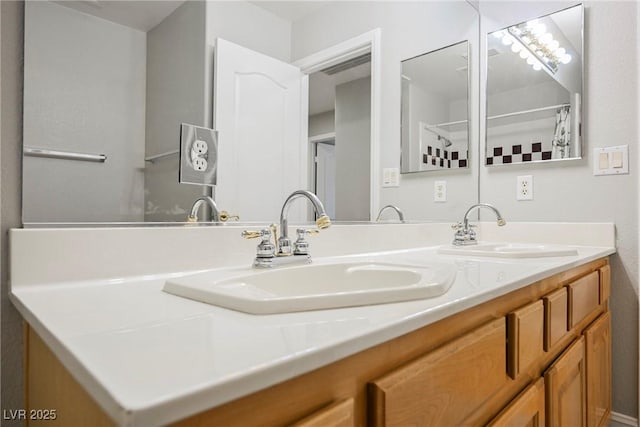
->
(179, 123), (218, 186)
(434, 180), (446, 202)
(516, 175), (533, 201)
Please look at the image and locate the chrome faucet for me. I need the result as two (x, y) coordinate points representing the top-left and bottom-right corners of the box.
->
(187, 196), (238, 223)
(376, 205), (405, 222)
(452, 203), (506, 246)
(242, 190), (331, 268)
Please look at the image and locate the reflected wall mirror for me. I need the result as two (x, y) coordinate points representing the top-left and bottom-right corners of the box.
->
(401, 40), (470, 174)
(485, 4), (583, 166)
(22, 0), (480, 225)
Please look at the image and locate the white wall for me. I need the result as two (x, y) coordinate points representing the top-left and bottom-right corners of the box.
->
(145, 1), (207, 222)
(22, 1), (146, 223)
(292, 1), (480, 221)
(335, 77), (371, 221)
(480, 1), (639, 419)
(309, 111), (335, 137)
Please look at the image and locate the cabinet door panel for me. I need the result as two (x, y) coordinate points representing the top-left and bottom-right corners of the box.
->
(568, 272), (599, 329)
(508, 300), (544, 378)
(585, 312), (611, 427)
(369, 318), (507, 426)
(290, 399), (354, 427)
(545, 337), (586, 427)
(543, 288), (568, 352)
(487, 378), (545, 427)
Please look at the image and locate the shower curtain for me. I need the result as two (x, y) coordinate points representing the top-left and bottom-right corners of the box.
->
(552, 105), (571, 159)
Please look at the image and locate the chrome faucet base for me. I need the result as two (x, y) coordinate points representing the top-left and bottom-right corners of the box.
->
(253, 254), (311, 269)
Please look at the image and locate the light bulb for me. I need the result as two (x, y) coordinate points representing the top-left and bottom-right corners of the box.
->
(510, 26), (522, 35)
(540, 33), (553, 45)
(548, 40), (559, 51)
(533, 23), (546, 35)
(532, 62), (542, 71)
(519, 49), (530, 59)
(560, 54), (572, 64)
(526, 56), (536, 65)
(526, 19), (539, 29)
(521, 36), (531, 44)
(511, 42), (522, 53)
(555, 47), (566, 56)
(502, 35), (513, 45)
(492, 30), (504, 39)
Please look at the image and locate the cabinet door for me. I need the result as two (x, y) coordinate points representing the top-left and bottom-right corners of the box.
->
(508, 300), (544, 378)
(545, 337), (586, 427)
(585, 312), (611, 427)
(487, 378), (545, 427)
(369, 318), (507, 426)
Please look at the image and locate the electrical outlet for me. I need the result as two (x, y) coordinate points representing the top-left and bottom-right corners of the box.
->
(434, 180), (447, 202)
(516, 175), (533, 201)
(179, 123), (218, 186)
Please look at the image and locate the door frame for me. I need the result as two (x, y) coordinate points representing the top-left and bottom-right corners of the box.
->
(294, 28), (382, 220)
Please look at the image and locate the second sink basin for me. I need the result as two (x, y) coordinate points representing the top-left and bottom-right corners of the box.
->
(163, 261), (456, 314)
(438, 242), (578, 258)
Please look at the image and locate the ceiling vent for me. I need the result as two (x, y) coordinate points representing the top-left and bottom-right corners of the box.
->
(320, 53), (371, 75)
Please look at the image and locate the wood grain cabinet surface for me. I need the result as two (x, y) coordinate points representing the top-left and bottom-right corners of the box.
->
(23, 258), (612, 427)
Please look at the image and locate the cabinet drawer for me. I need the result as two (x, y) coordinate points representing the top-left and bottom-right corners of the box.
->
(544, 287), (569, 351)
(368, 318), (507, 426)
(290, 399), (354, 427)
(507, 300), (544, 378)
(487, 377), (545, 427)
(568, 272), (600, 329)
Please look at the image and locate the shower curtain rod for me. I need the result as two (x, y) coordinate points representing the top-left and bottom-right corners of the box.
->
(488, 103), (571, 121)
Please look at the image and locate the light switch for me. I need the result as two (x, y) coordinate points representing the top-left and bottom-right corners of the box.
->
(612, 151), (623, 168)
(382, 168), (400, 187)
(598, 152), (609, 169)
(593, 145), (629, 176)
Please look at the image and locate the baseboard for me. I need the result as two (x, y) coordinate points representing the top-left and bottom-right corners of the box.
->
(611, 411), (639, 426)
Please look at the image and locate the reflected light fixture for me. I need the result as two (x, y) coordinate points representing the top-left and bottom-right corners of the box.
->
(493, 19), (571, 74)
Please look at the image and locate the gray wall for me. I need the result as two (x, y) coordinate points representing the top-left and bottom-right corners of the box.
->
(1, 1), (24, 424)
(309, 111), (335, 138)
(22, 1), (146, 223)
(335, 77), (371, 221)
(480, 1), (639, 418)
(145, 1), (207, 222)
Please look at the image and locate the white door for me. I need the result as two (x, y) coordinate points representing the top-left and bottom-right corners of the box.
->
(314, 142), (336, 219)
(214, 38), (308, 222)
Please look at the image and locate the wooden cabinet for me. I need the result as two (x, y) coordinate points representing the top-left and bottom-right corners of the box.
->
(290, 399), (354, 427)
(23, 258), (612, 427)
(507, 300), (545, 379)
(544, 337), (587, 427)
(487, 378), (545, 427)
(585, 312), (611, 427)
(369, 319), (507, 426)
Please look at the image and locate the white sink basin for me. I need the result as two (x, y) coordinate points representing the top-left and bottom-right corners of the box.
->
(438, 242), (578, 258)
(163, 261), (456, 314)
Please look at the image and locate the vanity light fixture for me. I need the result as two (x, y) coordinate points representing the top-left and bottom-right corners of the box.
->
(493, 19), (571, 75)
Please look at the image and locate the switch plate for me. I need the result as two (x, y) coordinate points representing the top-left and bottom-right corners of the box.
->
(593, 145), (629, 176)
(434, 180), (447, 202)
(179, 123), (218, 186)
(516, 175), (533, 201)
(382, 168), (400, 187)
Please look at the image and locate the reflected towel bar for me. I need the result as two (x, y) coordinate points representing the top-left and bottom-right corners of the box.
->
(488, 103), (570, 121)
(24, 147), (107, 163)
(145, 149), (179, 163)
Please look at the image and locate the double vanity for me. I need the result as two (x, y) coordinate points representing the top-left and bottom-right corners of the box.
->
(9, 221), (615, 427)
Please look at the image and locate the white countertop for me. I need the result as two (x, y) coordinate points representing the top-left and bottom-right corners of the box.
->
(10, 242), (615, 427)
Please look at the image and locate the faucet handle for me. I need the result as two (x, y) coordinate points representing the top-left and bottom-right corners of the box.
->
(219, 211), (239, 222)
(293, 228), (319, 256)
(242, 229), (275, 258)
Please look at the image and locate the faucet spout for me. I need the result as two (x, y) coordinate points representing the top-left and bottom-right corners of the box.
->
(462, 203), (506, 229)
(279, 190), (331, 255)
(188, 196), (221, 222)
(376, 205), (405, 222)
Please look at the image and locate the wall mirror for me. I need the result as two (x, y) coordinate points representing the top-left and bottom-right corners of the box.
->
(485, 4), (583, 166)
(400, 41), (470, 173)
(22, 0), (480, 225)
